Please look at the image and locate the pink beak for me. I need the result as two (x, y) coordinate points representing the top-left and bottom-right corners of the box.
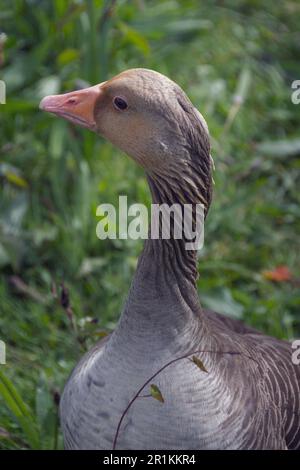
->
(39, 84), (103, 131)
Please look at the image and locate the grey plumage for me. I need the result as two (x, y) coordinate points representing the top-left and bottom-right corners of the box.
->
(60, 244), (300, 450)
(40, 68), (300, 449)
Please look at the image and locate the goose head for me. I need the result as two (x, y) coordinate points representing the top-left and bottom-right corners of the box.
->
(40, 68), (212, 213)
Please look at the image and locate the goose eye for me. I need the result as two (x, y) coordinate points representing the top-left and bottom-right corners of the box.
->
(113, 97), (128, 110)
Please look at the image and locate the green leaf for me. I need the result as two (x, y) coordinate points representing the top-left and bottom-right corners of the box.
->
(94, 330), (109, 339)
(57, 48), (79, 66)
(5, 171), (28, 188)
(192, 356), (208, 373)
(150, 384), (164, 403)
(119, 22), (151, 56)
(0, 163), (28, 188)
(0, 369), (40, 449)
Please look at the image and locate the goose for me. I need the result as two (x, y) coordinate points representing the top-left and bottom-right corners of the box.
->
(40, 68), (300, 450)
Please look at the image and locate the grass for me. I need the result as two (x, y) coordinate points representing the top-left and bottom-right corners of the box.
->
(0, 0), (300, 449)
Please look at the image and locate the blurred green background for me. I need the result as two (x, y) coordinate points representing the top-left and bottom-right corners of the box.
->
(0, 0), (299, 449)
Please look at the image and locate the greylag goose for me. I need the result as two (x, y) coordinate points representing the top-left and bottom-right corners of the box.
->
(40, 69), (300, 450)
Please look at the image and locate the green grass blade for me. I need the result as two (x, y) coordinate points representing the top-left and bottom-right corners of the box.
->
(0, 370), (40, 449)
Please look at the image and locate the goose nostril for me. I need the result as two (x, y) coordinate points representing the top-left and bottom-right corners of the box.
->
(66, 98), (77, 105)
